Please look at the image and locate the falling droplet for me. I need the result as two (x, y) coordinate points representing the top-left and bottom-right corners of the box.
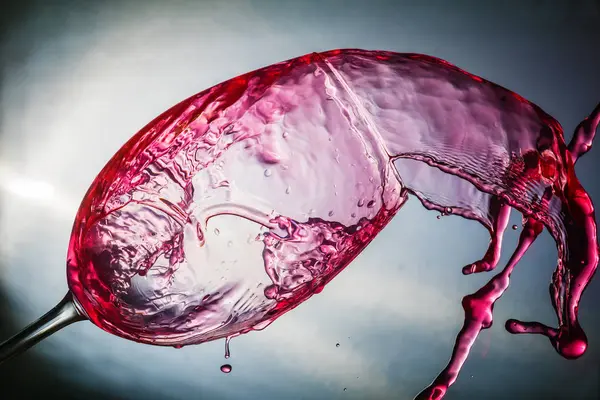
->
(343, 388), (347, 392)
(351, 212), (356, 218)
(224, 336), (231, 359)
(285, 186), (291, 194)
(214, 228), (220, 236)
(264, 169), (272, 177)
(220, 364), (232, 373)
(328, 210), (334, 217)
(336, 343), (340, 348)
(512, 224), (518, 230)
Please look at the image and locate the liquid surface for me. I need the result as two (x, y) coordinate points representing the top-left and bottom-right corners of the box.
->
(66, 49), (598, 398)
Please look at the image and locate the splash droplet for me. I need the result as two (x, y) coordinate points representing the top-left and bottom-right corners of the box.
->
(220, 364), (232, 373)
(335, 343), (340, 348)
(264, 169), (272, 177)
(264, 284), (278, 299)
(214, 228), (220, 236)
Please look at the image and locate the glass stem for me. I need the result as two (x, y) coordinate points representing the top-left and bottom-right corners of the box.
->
(0, 291), (86, 364)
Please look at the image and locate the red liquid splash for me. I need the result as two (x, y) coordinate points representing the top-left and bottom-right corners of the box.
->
(416, 103), (599, 399)
(66, 50), (598, 398)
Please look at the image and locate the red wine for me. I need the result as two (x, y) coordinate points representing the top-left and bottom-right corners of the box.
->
(220, 364), (232, 374)
(66, 50), (598, 397)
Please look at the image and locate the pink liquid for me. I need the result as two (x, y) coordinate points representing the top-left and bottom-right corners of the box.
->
(220, 364), (232, 374)
(66, 50), (599, 397)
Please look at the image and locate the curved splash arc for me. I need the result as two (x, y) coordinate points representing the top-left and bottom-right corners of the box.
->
(321, 50), (598, 360)
(415, 103), (599, 399)
(63, 49), (598, 398)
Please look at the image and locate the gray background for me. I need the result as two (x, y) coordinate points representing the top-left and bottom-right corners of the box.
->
(0, 0), (599, 399)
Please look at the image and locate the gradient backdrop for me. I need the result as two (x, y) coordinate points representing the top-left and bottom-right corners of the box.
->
(0, 1), (599, 399)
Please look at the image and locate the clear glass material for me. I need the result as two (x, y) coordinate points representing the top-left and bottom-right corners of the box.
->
(0, 292), (84, 363)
